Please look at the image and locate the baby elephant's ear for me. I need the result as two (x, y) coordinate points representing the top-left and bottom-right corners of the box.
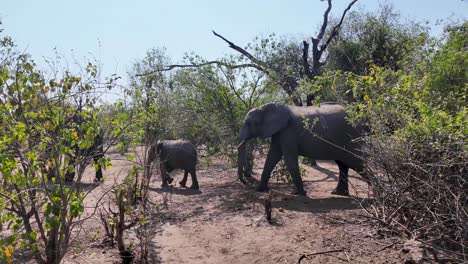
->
(156, 140), (164, 155)
(146, 144), (156, 164)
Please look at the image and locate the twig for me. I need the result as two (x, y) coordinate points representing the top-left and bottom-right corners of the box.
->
(69, 253), (93, 264)
(298, 249), (344, 263)
(377, 241), (399, 252)
(265, 191), (272, 224)
(344, 250), (351, 262)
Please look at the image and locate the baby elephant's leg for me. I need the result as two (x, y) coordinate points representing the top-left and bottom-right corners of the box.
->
(189, 170), (199, 189)
(179, 170), (188, 187)
(165, 165), (174, 184)
(160, 163), (169, 187)
(167, 175), (174, 184)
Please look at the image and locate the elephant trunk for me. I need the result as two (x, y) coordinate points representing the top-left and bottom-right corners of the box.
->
(145, 144), (156, 179)
(237, 139), (249, 185)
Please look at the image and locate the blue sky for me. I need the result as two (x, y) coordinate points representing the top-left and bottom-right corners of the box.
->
(2, 0), (467, 88)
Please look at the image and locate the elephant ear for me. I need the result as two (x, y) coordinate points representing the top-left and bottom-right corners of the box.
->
(156, 140), (163, 156)
(260, 103), (291, 138)
(147, 144), (156, 163)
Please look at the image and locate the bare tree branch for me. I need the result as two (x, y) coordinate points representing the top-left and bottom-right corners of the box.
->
(213, 31), (305, 105)
(249, 73), (264, 107)
(302, 41), (312, 79)
(316, 0), (333, 42)
(309, 0), (359, 72)
(212, 30), (268, 71)
(303, 0), (358, 105)
(310, 0), (332, 76)
(218, 66), (250, 108)
(307, 0), (332, 74)
(135, 1), (358, 106)
(321, 0), (359, 52)
(135, 61), (263, 77)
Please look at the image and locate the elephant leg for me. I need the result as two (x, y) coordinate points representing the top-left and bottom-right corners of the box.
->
(256, 140), (282, 192)
(354, 162), (370, 183)
(165, 164), (174, 184)
(189, 170), (199, 190)
(167, 175), (174, 184)
(160, 163), (169, 188)
(332, 160), (349, 196)
(95, 166), (103, 182)
(65, 169), (75, 182)
(65, 154), (76, 182)
(276, 131), (306, 195)
(180, 170), (188, 187)
(283, 152), (306, 196)
(93, 155), (103, 182)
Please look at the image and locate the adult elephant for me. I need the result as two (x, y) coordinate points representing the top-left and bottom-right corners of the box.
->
(237, 103), (368, 196)
(147, 139), (199, 189)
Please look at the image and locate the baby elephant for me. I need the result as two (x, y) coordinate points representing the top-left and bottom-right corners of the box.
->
(147, 139), (199, 189)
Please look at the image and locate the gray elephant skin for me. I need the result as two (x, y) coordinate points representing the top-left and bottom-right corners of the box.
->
(237, 102), (368, 196)
(147, 139), (199, 189)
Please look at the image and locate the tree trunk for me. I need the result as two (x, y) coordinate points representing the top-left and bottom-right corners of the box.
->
(45, 206), (61, 264)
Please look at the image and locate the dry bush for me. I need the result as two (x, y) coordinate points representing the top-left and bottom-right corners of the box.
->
(364, 136), (467, 262)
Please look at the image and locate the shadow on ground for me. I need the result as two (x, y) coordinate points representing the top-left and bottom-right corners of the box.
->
(181, 176), (372, 216)
(149, 185), (203, 196)
(271, 195), (372, 213)
(308, 163), (339, 182)
(77, 182), (101, 192)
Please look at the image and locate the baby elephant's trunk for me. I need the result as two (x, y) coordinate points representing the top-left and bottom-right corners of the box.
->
(145, 144), (157, 179)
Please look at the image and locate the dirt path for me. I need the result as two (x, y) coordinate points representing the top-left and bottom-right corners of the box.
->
(61, 153), (423, 264)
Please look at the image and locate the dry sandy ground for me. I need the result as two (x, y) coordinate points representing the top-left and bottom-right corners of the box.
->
(52, 150), (424, 264)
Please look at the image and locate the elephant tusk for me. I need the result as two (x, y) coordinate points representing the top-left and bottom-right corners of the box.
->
(237, 139), (246, 149)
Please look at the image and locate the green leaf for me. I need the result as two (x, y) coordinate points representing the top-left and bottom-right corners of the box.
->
(29, 231), (37, 240)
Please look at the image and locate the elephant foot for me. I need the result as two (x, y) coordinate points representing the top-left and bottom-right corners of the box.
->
(255, 185), (268, 193)
(65, 172), (75, 182)
(292, 189), (307, 196)
(167, 177), (174, 184)
(179, 181), (187, 188)
(94, 177), (104, 183)
(331, 188), (349, 196)
(189, 184), (199, 190)
(65, 177), (74, 183)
